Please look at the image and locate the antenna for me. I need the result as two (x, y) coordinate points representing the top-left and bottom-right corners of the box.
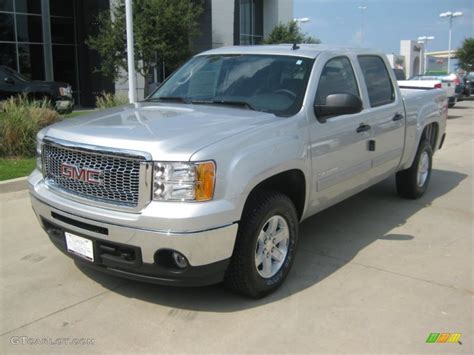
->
(292, 42), (300, 50)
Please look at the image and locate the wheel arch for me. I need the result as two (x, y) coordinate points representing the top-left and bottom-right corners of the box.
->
(242, 169), (307, 221)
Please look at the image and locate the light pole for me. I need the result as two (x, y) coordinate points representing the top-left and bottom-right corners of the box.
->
(418, 36), (435, 74)
(125, 0), (137, 104)
(439, 11), (463, 74)
(358, 6), (367, 46)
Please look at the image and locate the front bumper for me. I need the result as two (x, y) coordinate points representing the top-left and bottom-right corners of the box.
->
(29, 173), (239, 286)
(54, 98), (74, 112)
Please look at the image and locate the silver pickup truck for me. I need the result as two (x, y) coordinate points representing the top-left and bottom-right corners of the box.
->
(28, 45), (447, 298)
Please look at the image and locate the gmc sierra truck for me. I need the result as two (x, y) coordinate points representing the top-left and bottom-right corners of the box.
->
(28, 45), (447, 298)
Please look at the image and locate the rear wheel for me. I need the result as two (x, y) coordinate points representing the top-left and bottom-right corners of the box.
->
(396, 140), (433, 199)
(224, 190), (299, 298)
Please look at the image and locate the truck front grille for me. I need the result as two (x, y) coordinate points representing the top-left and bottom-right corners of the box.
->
(43, 143), (145, 208)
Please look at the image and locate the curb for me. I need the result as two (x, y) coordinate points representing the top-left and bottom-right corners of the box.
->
(0, 176), (28, 194)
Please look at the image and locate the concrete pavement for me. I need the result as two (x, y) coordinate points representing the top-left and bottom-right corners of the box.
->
(1, 100), (472, 353)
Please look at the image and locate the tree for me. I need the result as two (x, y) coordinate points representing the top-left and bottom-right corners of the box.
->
(264, 21), (320, 45)
(457, 37), (474, 71)
(87, 0), (203, 93)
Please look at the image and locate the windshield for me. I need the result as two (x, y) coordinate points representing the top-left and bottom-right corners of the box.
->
(149, 54), (314, 116)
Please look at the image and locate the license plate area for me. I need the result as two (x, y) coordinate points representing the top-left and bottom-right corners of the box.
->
(65, 232), (94, 262)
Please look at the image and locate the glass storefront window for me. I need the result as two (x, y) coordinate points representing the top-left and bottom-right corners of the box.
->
(52, 45), (76, 87)
(15, 0), (41, 14)
(18, 43), (45, 79)
(51, 16), (75, 44)
(0, 0), (13, 12)
(0, 13), (15, 41)
(239, 0), (263, 45)
(49, 0), (74, 17)
(0, 43), (17, 70)
(16, 14), (43, 42)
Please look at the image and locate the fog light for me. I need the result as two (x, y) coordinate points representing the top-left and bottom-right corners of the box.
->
(172, 251), (188, 269)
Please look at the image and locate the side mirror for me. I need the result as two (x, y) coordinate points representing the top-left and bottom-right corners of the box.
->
(4, 77), (15, 85)
(314, 93), (363, 123)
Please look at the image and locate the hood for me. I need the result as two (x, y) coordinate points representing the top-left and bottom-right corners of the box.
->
(41, 102), (277, 160)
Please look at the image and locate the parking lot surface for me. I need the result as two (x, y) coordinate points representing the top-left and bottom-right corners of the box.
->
(1, 100), (472, 353)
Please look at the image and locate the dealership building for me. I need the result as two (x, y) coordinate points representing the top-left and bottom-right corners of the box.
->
(0, 0), (293, 106)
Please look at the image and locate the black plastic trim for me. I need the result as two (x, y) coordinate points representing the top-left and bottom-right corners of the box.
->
(439, 133), (446, 149)
(51, 211), (108, 235)
(41, 219), (229, 287)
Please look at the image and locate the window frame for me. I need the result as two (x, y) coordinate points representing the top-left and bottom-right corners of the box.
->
(357, 55), (396, 108)
(313, 55), (362, 120)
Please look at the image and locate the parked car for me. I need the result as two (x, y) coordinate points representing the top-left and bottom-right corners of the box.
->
(399, 75), (456, 107)
(29, 45), (447, 298)
(465, 72), (474, 93)
(0, 66), (74, 113)
(445, 73), (465, 101)
(461, 73), (472, 98)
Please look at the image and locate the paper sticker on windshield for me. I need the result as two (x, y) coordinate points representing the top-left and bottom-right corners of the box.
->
(296, 60), (303, 65)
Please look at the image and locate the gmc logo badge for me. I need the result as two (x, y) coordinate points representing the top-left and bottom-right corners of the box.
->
(61, 163), (102, 185)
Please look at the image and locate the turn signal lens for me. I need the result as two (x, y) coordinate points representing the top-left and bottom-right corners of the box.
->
(195, 161), (215, 201)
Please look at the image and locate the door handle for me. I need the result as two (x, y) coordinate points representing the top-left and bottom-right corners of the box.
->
(356, 123), (371, 133)
(393, 113), (404, 121)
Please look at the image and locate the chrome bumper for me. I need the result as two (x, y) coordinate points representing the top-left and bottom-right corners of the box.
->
(29, 171), (238, 267)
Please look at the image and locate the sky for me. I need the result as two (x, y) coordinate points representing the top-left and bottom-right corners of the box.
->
(294, 0), (474, 54)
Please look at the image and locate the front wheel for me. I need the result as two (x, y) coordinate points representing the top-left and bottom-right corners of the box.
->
(224, 190), (299, 298)
(396, 140), (433, 199)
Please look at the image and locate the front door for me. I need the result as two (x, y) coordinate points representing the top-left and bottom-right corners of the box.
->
(306, 55), (373, 213)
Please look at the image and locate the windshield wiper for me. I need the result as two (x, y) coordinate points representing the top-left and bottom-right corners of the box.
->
(147, 96), (190, 103)
(192, 99), (259, 112)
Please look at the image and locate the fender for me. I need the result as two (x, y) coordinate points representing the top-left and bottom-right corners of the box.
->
(399, 90), (445, 170)
(190, 117), (312, 220)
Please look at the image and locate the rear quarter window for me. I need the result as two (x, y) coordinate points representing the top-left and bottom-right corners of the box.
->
(358, 55), (395, 107)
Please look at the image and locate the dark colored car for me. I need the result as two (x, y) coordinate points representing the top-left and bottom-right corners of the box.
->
(462, 73), (473, 98)
(0, 66), (74, 113)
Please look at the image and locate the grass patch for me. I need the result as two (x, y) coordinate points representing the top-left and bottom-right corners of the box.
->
(0, 157), (36, 181)
(96, 92), (128, 109)
(0, 96), (60, 157)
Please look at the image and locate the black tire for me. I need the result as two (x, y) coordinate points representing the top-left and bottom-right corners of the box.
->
(224, 190), (299, 298)
(396, 140), (433, 199)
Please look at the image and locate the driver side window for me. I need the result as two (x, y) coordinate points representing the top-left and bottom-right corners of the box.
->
(315, 56), (360, 105)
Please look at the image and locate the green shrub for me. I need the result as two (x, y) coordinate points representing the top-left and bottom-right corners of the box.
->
(0, 96), (60, 157)
(95, 92), (128, 109)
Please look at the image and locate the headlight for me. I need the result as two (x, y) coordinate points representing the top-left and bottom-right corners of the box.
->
(153, 161), (215, 202)
(59, 86), (71, 97)
(36, 139), (43, 172)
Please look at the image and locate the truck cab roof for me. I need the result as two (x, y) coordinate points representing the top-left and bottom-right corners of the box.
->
(198, 44), (383, 59)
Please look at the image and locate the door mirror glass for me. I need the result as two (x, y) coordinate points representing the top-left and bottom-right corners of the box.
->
(314, 93), (363, 122)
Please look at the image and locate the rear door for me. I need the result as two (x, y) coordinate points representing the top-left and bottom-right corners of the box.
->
(357, 55), (405, 179)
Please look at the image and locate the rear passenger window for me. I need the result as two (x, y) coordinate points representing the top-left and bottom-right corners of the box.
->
(315, 56), (360, 105)
(358, 56), (395, 107)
